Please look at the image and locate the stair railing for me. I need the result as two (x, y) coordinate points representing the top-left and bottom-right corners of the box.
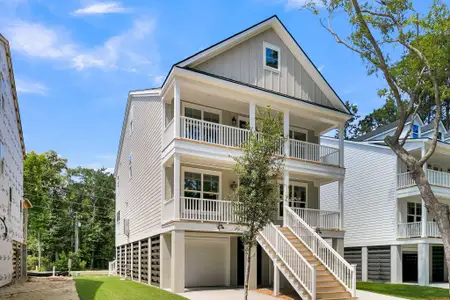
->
(285, 207), (356, 296)
(260, 223), (316, 299)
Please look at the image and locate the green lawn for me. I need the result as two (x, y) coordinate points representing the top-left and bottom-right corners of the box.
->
(74, 276), (187, 300)
(357, 281), (450, 300)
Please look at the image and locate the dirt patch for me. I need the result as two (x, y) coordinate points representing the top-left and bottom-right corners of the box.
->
(0, 277), (79, 300)
(256, 288), (301, 300)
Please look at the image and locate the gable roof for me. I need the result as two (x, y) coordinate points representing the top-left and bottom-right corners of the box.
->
(352, 116), (421, 142)
(0, 34), (26, 158)
(163, 15), (350, 115)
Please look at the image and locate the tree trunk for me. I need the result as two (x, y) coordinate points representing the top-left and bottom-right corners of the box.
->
(244, 246), (252, 300)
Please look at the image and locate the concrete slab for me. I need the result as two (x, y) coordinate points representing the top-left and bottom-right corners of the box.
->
(179, 288), (277, 300)
(357, 290), (407, 300)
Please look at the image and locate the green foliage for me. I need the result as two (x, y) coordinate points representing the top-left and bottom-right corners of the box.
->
(25, 151), (115, 270)
(231, 106), (284, 248)
(356, 281), (449, 300)
(55, 252), (87, 271)
(27, 255), (51, 271)
(336, 100), (360, 139)
(357, 98), (400, 137)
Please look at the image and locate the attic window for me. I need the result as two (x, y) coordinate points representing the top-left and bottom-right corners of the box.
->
(263, 42), (280, 72)
(438, 132), (443, 141)
(412, 124), (419, 139)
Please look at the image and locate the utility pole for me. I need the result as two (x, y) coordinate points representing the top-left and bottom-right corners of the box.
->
(74, 212), (79, 254)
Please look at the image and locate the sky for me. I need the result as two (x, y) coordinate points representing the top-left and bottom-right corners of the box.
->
(0, 0), (441, 172)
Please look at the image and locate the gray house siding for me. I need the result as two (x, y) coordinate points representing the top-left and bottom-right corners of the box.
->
(195, 28), (335, 110)
(116, 94), (163, 247)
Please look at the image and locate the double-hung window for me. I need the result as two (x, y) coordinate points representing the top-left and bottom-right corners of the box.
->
(183, 104), (221, 143)
(183, 168), (220, 211)
(407, 202), (422, 223)
(263, 42), (280, 72)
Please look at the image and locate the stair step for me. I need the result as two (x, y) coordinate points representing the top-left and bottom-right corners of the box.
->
(316, 280), (342, 287)
(317, 286), (346, 293)
(317, 291), (352, 299)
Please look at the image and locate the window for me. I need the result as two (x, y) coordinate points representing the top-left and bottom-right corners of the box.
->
(412, 124), (419, 139)
(116, 175), (120, 196)
(407, 202), (422, 223)
(182, 104), (221, 143)
(8, 187), (12, 216)
(182, 168), (221, 210)
(128, 153), (133, 179)
(289, 129), (307, 141)
(116, 211), (120, 223)
(438, 132), (443, 141)
(279, 183), (307, 218)
(0, 141), (4, 175)
(263, 42), (280, 71)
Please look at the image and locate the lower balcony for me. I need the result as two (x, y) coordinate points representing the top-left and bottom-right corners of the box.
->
(397, 169), (450, 198)
(397, 222), (441, 239)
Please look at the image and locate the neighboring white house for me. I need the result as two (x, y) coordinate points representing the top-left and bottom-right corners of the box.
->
(321, 116), (450, 286)
(0, 34), (29, 288)
(114, 16), (358, 299)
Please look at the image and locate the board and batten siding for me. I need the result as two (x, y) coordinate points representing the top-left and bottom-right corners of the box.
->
(195, 28), (335, 110)
(116, 93), (162, 247)
(320, 138), (398, 247)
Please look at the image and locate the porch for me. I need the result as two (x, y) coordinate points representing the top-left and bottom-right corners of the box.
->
(161, 77), (346, 169)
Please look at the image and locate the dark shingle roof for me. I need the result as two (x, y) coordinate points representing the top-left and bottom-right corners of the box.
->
(353, 120), (402, 142)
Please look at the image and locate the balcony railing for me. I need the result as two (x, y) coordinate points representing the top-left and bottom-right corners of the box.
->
(397, 222), (441, 238)
(291, 207), (340, 230)
(180, 197), (242, 223)
(398, 170), (450, 189)
(178, 116), (341, 166)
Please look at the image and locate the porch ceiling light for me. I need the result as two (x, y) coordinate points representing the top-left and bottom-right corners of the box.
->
(217, 223), (224, 231)
(232, 116), (237, 126)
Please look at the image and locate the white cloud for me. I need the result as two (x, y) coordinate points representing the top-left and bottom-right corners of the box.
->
(72, 2), (128, 16)
(318, 64), (325, 72)
(4, 18), (159, 73)
(15, 78), (49, 95)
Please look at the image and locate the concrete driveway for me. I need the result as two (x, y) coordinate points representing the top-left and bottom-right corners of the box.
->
(179, 288), (407, 300)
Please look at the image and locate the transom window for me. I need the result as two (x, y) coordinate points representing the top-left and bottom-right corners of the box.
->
(263, 42), (280, 72)
(407, 202), (422, 223)
(279, 183), (307, 218)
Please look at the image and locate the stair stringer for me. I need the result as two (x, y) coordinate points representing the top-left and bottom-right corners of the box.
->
(256, 234), (312, 300)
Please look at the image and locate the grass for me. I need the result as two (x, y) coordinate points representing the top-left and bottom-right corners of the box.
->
(74, 276), (187, 300)
(357, 281), (450, 300)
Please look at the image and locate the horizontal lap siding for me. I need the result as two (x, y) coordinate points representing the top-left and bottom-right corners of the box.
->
(195, 28), (335, 110)
(320, 138), (398, 247)
(116, 94), (162, 247)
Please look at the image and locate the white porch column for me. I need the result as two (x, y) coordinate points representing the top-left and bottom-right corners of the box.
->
(245, 246), (257, 290)
(138, 240), (141, 282)
(362, 247), (368, 282)
(391, 245), (402, 283)
(273, 262), (280, 296)
(283, 170), (289, 225)
(174, 81), (181, 138)
(421, 145), (428, 237)
(283, 109), (290, 157)
(418, 242), (430, 285)
(339, 124), (345, 167)
(338, 179), (344, 230)
(249, 103), (256, 131)
(332, 238), (344, 256)
(160, 233), (171, 289)
(171, 230), (185, 293)
(174, 154), (181, 220)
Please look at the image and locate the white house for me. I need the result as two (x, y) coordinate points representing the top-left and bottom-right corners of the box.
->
(114, 16), (358, 300)
(0, 34), (29, 287)
(321, 116), (450, 286)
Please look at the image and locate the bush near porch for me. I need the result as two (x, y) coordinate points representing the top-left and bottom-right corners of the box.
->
(357, 282), (450, 300)
(74, 276), (187, 300)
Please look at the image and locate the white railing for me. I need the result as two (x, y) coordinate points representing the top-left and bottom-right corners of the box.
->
(397, 222), (421, 238)
(285, 207), (356, 296)
(291, 207), (340, 230)
(180, 197), (242, 223)
(162, 198), (175, 223)
(181, 116), (250, 148)
(427, 222), (441, 237)
(108, 260), (117, 276)
(259, 223), (316, 298)
(397, 222), (441, 238)
(164, 119), (175, 147)
(398, 170), (450, 189)
(289, 139), (340, 166)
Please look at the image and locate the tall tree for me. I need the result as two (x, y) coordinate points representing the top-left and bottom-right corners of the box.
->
(336, 100), (360, 139)
(357, 98), (400, 137)
(231, 107), (284, 300)
(305, 0), (450, 287)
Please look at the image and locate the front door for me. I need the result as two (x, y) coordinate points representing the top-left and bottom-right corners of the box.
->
(432, 246), (445, 282)
(237, 237), (245, 286)
(403, 253), (418, 282)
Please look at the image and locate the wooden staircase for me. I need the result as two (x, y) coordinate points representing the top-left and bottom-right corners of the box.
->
(279, 227), (357, 300)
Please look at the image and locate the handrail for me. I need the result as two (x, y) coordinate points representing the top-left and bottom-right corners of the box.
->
(285, 207), (356, 296)
(291, 207), (340, 230)
(289, 138), (340, 166)
(398, 170), (450, 189)
(180, 197), (242, 223)
(259, 223), (315, 297)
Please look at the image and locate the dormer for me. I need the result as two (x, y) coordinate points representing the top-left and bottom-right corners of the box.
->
(421, 120), (447, 141)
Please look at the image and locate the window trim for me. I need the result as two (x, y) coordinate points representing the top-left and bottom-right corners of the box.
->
(182, 102), (222, 123)
(289, 126), (308, 141)
(406, 202), (422, 223)
(277, 181), (308, 219)
(181, 166), (222, 200)
(263, 42), (281, 72)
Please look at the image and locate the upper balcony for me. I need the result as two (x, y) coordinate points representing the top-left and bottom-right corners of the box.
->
(161, 76), (348, 182)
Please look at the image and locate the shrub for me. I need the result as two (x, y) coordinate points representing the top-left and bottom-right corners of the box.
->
(55, 252), (87, 271)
